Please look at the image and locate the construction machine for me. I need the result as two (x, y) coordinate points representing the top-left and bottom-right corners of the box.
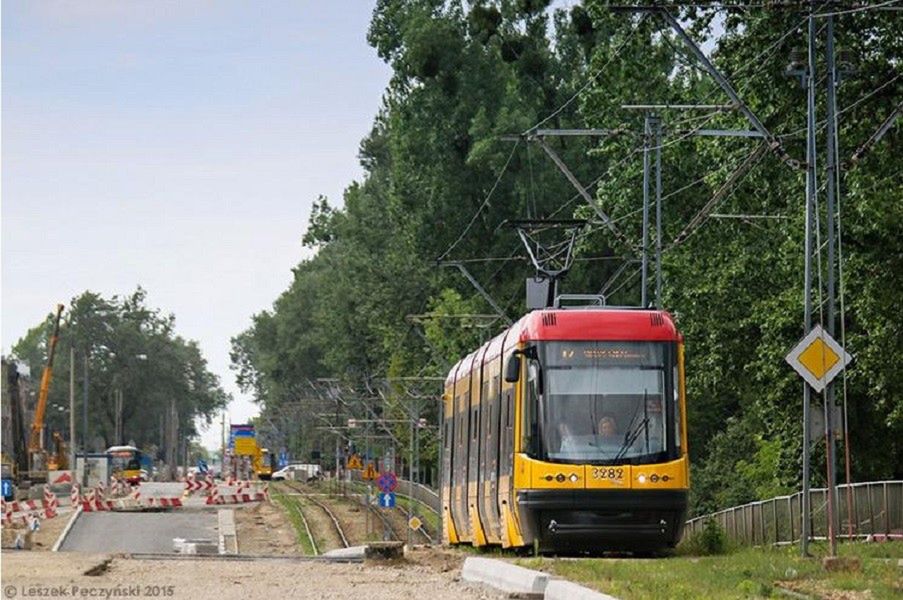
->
(26, 304), (66, 481)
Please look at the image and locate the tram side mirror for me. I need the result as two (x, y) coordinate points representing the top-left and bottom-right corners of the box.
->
(504, 354), (521, 383)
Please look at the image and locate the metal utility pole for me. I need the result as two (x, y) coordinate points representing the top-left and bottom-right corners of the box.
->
(641, 114), (652, 307)
(823, 13), (840, 557)
(114, 388), (123, 446)
(409, 399), (415, 547)
(82, 354), (89, 452)
(69, 347), (76, 469)
(653, 115), (663, 307)
(800, 7), (817, 558)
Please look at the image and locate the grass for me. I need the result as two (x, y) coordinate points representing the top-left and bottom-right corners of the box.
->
(271, 493), (317, 556)
(515, 541), (903, 599)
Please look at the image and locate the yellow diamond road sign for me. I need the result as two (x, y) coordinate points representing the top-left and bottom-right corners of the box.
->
(785, 324), (852, 393)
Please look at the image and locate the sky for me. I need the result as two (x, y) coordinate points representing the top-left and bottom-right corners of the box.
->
(1, 1), (392, 450)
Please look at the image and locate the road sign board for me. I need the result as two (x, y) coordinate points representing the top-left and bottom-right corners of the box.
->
(347, 454), (363, 470)
(378, 492), (396, 508)
(408, 516), (422, 531)
(363, 462), (378, 480)
(377, 472), (398, 493)
(785, 324), (852, 393)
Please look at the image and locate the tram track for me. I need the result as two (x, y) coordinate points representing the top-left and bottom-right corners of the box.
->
(280, 481), (350, 548)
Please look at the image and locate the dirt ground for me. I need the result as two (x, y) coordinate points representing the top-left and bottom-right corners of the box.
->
(1, 552), (506, 600)
(297, 495), (347, 551)
(232, 501), (299, 556)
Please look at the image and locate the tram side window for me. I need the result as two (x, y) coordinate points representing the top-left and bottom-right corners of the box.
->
(673, 362), (681, 453)
(521, 361), (540, 456)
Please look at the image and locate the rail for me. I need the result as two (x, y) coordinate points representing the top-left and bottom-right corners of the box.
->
(283, 481), (350, 548)
(683, 480), (903, 547)
(343, 476), (438, 543)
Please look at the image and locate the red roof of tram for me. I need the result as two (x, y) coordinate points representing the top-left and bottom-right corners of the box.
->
(445, 309), (681, 384)
(519, 309), (680, 343)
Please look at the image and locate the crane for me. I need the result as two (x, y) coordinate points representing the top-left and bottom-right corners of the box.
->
(27, 304), (65, 479)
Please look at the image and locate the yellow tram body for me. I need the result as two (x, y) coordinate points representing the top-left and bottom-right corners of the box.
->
(441, 309), (689, 552)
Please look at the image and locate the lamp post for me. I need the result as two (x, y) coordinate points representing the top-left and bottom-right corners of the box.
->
(108, 352), (148, 446)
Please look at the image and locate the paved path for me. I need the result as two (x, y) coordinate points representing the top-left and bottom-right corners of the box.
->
(59, 510), (219, 553)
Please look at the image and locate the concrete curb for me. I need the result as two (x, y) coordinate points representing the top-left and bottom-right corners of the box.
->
(461, 557), (549, 597)
(51, 505), (83, 552)
(321, 545), (366, 559)
(544, 579), (621, 600)
(217, 509), (237, 555)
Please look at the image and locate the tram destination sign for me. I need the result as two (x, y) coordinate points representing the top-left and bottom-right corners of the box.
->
(785, 324), (852, 393)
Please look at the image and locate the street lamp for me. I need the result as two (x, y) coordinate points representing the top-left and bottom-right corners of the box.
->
(108, 352), (149, 446)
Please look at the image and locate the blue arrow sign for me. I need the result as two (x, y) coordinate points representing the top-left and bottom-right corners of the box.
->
(378, 492), (396, 508)
(1, 479), (13, 501)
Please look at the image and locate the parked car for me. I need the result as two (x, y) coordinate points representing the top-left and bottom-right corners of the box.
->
(271, 463), (321, 481)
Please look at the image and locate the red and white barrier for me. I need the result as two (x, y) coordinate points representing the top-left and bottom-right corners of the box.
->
(206, 491), (267, 505)
(184, 479), (215, 493)
(144, 497), (183, 508)
(43, 485), (59, 510)
(2, 507), (58, 526)
(80, 499), (116, 512)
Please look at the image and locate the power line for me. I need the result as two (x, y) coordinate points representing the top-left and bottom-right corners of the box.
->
(525, 13), (649, 134)
(436, 140), (521, 263)
(812, 0), (901, 18)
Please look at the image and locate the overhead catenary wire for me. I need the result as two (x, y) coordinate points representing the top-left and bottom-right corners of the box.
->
(436, 139), (521, 263)
(525, 13), (649, 134)
(812, 0), (901, 18)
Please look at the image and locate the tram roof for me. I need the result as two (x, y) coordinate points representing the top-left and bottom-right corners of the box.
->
(445, 308), (680, 384)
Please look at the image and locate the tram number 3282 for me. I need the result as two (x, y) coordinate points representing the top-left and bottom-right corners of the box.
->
(591, 467), (624, 480)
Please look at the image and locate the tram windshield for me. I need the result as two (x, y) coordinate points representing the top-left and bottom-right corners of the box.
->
(537, 341), (677, 465)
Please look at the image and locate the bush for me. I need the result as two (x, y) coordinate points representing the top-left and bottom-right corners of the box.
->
(678, 519), (728, 556)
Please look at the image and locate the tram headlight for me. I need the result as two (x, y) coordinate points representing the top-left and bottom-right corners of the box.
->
(569, 474), (579, 482)
(638, 474), (647, 484)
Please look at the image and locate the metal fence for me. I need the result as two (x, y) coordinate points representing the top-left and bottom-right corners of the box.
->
(683, 480), (903, 546)
(348, 470), (441, 513)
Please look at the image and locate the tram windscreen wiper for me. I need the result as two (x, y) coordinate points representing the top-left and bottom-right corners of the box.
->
(614, 416), (649, 461)
(614, 389), (649, 461)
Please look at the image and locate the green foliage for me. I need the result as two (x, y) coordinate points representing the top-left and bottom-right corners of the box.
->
(10, 289), (228, 454)
(678, 518), (728, 557)
(232, 1), (902, 515)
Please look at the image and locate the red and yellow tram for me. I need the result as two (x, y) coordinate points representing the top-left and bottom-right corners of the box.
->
(441, 308), (689, 553)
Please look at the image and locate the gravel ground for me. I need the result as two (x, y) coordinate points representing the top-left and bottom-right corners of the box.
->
(1, 552), (506, 600)
(232, 501), (300, 556)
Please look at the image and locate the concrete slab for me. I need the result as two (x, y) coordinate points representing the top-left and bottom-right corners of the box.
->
(461, 557), (549, 597)
(321, 545), (367, 559)
(545, 579), (621, 600)
(217, 509), (237, 554)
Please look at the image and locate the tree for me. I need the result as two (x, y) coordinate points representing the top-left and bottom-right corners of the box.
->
(10, 289), (228, 453)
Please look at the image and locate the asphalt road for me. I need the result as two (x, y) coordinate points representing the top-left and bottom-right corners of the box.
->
(59, 510), (219, 553)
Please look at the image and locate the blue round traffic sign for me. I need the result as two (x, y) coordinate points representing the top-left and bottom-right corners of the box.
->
(377, 472), (397, 493)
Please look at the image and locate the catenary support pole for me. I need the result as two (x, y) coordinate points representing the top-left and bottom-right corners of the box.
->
(641, 114), (651, 307)
(654, 115), (663, 307)
(69, 347), (76, 470)
(801, 6), (817, 558)
(824, 13), (840, 557)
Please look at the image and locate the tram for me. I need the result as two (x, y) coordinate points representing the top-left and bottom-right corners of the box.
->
(441, 308), (689, 553)
(106, 445), (152, 484)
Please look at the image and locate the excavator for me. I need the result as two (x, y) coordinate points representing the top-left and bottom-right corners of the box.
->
(25, 304), (67, 482)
